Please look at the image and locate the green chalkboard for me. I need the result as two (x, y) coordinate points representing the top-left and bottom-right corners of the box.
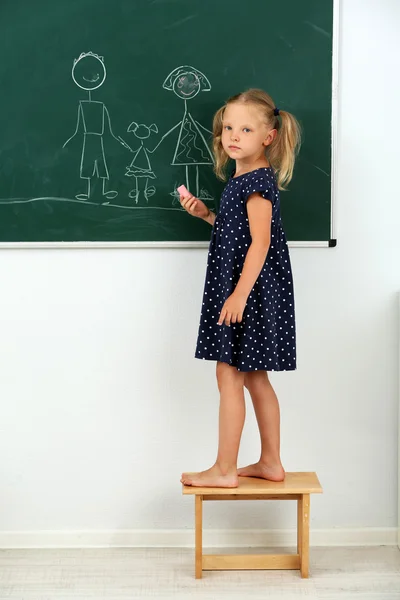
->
(0, 0), (335, 245)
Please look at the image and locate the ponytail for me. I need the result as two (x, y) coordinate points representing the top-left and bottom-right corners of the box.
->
(268, 109), (301, 190)
(212, 106), (230, 181)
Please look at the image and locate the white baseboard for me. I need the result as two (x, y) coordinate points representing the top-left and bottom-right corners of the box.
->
(0, 528), (397, 549)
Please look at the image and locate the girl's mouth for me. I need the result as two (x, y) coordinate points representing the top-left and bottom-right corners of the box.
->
(83, 74), (100, 83)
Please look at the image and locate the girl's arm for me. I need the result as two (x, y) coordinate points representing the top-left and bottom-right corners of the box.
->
(203, 208), (216, 226)
(233, 193), (272, 300)
(195, 120), (213, 136)
(148, 122), (181, 153)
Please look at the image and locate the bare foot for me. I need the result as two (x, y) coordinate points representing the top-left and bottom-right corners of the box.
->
(181, 464), (238, 488)
(237, 461), (285, 482)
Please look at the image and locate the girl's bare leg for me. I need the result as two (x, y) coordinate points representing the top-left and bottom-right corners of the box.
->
(181, 362), (245, 487)
(238, 371), (285, 481)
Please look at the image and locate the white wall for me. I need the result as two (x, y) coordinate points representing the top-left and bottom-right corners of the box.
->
(0, 0), (399, 546)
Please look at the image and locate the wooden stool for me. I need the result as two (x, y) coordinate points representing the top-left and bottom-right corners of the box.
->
(182, 471), (322, 579)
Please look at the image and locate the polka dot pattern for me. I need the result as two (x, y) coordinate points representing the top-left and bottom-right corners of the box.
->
(195, 167), (296, 372)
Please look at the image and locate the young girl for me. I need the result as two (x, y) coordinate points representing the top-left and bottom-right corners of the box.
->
(179, 89), (301, 488)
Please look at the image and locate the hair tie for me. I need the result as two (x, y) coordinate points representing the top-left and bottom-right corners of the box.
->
(273, 107), (280, 117)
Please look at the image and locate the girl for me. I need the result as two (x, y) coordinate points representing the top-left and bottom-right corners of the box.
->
(179, 89), (301, 488)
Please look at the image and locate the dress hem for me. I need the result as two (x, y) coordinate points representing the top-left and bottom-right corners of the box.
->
(195, 355), (296, 373)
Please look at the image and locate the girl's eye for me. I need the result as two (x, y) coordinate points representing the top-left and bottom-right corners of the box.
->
(243, 128), (251, 133)
(224, 126), (232, 130)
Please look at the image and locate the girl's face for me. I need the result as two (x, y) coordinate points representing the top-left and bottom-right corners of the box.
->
(221, 103), (276, 161)
(173, 72), (201, 99)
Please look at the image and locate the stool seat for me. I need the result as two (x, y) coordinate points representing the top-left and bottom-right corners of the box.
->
(182, 471), (322, 579)
(182, 471), (322, 496)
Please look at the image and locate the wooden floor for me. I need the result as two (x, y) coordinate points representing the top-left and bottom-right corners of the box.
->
(0, 546), (399, 598)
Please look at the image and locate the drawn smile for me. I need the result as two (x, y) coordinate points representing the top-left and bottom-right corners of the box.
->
(180, 88), (197, 96)
(83, 74), (100, 83)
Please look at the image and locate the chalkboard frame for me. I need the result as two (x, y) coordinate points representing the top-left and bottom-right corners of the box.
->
(0, 0), (339, 250)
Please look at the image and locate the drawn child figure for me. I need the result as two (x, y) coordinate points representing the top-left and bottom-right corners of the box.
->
(160, 66), (215, 205)
(63, 52), (132, 201)
(179, 89), (301, 488)
(125, 122), (158, 204)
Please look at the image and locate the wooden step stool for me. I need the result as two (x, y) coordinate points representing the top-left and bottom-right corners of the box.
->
(182, 471), (322, 579)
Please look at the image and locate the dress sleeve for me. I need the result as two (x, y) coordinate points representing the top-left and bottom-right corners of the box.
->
(242, 171), (275, 205)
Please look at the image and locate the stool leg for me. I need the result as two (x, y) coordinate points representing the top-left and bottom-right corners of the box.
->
(297, 494), (310, 578)
(297, 497), (303, 558)
(195, 495), (203, 579)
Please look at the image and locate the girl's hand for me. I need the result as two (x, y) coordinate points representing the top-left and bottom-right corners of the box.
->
(218, 292), (247, 326)
(180, 193), (210, 220)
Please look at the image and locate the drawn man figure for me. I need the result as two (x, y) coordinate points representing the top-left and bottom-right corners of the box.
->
(63, 52), (131, 201)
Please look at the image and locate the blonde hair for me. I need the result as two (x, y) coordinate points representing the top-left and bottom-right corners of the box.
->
(212, 88), (301, 190)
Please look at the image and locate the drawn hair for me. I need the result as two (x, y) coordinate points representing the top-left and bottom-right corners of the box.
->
(127, 122), (159, 135)
(212, 88), (301, 190)
(73, 51), (104, 65)
(162, 66), (211, 92)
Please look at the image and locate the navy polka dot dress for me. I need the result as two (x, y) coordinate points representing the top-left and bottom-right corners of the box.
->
(195, 167), (296, 372)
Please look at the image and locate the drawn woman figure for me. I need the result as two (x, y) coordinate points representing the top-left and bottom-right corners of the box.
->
(63, 52), (132, 201)
(161, 66), (215, 202)
(125, 122), (158, 204)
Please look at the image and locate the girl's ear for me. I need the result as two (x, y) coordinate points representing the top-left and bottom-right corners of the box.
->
(127, 121), (138, 133)
(264, 128), (278, 146)
(150, 124), (158, 133)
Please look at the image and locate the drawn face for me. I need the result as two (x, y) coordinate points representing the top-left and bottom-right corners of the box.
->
(72, 54), (106, 91)
(134, 125), (151, 140)
(173, 71), (201, 99)
(221, 103), (275, 160)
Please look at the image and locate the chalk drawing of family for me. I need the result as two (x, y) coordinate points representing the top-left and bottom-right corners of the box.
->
(63, 52), (215, 207)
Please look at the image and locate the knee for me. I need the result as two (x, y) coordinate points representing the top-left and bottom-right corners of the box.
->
(244, 371), (269, 393)
(216, 362), (245, 390)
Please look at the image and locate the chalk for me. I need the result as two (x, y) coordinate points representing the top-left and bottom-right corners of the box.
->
(177, 184), (190, 197)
